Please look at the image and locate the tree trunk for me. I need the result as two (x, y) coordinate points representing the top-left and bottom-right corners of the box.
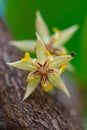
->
(0, 18), (83, 130)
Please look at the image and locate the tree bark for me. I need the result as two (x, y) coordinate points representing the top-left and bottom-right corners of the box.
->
(0, 18), (83, 130)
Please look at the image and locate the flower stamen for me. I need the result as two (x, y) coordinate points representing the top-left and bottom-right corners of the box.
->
(60, 64), (66, 73)
(21, 52), (30, 62)
(41, 80), (53, 92)
(46, 50), (51, 56)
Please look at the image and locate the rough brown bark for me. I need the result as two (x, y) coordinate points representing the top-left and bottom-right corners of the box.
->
(0, 18), (82, 130)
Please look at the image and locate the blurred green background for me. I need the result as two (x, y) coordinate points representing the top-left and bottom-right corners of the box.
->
(0, 0), (87, 129)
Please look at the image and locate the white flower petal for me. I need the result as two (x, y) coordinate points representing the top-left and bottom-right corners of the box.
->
(54, 25), (79, 47)
(48, 73), (70, 97)
(35, 11), (50, 43)
(49, 55), (73, 69)
(67, 63), (75, 72)
(36, 33), (46, 64)
(23, 75), (40, 100)
(7, 60), (37, 71)
(54, 46), (67, 56)
(9, 40), (36, 53)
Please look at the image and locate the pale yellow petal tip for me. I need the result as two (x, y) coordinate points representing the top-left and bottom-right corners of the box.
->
(9, 41), (21, 48)
(63, 85), (70, 97)
(6, 62), (14, 66)
(72, 24), (79, 31)
(22, 95), (28, 101)
(9, 41), (14, 45)
(36, 10), (41, 17)
(66, 91), (71, 98)
(9, 40), (17, 46)
(67, 63), (75, 72)
(22, 90), (30, 101)
(6, 62), (10, 65)
(62, 86), (70, 97)
(21, 52), (30, 62)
